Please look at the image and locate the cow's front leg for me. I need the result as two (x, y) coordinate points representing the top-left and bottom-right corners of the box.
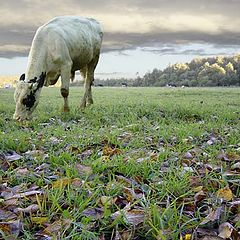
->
(60, 64), (71, 112)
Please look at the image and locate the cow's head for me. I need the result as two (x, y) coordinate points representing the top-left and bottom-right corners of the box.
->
(13, 72), (46, 121)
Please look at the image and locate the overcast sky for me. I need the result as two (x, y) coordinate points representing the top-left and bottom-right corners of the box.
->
(1, 0), (240, 78)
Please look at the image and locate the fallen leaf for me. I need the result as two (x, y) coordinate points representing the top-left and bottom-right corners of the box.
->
(231, 162), (240, 171)
(76, 149), (93, 160)
(194, 190), (206, 205)
(103, 146), (121, 157)
(81, 207), (104, 220)
(99, 196), (116, 207)
(0, 209), (17, 220)
(196, 227), (218, 237)
(14, 204), (39, 214)
(123, 187), (143, 202)
(124, 209), (145, 226)
(216, 187), (233, 201)
(180, 234), (192, 240)
(43, 219), (71, 235)
(75, 163), (93, 175)
(52, 178), (74, 188)
(193, 186), (203, 192)
(200, 207), (223, 226)
(15, 167), (29, 176)
(0, 219), (22, 237)
(4, 190), (44, 200)
(32, 216), (49, 225)
(218, 222), (233, 239)
(183, 152), (193, 159)
(111, 204), (145, 226)
(4, 151), (21, 161)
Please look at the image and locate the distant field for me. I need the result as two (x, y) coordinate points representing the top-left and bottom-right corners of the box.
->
(0, 76), (17, 88)
(0, 87), (240, 239)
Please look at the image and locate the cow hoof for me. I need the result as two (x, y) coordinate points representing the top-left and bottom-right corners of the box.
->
(86, 99), (93, 106)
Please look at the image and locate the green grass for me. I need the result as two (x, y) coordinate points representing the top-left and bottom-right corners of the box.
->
(0, 86), (240, 239)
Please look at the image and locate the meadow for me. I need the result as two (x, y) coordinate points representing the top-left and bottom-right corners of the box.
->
(0, 86), (240, 239)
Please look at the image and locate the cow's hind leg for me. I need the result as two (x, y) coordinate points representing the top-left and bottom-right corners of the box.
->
(60, 63), (72, 112)
(80, 55), (99, 109)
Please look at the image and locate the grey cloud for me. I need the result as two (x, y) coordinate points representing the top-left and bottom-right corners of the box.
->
(1, 0), (240, 58)
(103, 30), (240, 50)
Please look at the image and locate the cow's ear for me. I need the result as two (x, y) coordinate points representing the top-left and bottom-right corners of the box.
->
(19, 73), (25, 81)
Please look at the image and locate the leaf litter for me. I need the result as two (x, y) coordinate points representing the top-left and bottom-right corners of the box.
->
(1, 119), (240, 239)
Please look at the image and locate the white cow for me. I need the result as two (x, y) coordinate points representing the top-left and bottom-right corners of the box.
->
(13, 16), (103, 121)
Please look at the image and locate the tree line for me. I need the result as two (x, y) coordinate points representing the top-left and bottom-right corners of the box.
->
(92, 54), (240, 87)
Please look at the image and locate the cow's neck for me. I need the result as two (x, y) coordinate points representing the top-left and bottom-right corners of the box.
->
(26, 40), (47, 82)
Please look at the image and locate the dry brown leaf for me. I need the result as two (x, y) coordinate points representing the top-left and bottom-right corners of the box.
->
(124, 209), (145, 226)
(194, 190), (206, 205)
(15, 167), (29, 176)
(43, 219), (71, 235)
(103, 146), (121, 156)
(98, 196), (116, 207)
(0, 209), (17, 220)
(196, 227), (218, 237)
(75, 163), (93, 175)
(4, 151), (22, 161)
(200, 207), (223, 226)
(232, 213), (240, 224)
(81, 207), (104, 220)
(2, 198), (19, 206)
(123, 187), (143, 202)
(0, 219), (22, 237)
(231, 162), (240, 171)
(216, 186), (233, 201)
(111, 204), (145, 226)
(4, 190), (44, 200)
(218, 222), (234, 239)
(14, 204), (39, 214)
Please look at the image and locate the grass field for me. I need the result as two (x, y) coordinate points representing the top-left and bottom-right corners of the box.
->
(0, 87), (240, 239)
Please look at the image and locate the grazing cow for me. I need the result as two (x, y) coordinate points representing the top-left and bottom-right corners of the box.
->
(13, 16), (103, 121)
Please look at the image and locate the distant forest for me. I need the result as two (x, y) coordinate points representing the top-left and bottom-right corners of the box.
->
(91, 54), (240, 87)
(1, 54), (240, 88)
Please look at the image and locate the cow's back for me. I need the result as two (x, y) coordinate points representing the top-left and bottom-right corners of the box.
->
(34, 16), (103, 69)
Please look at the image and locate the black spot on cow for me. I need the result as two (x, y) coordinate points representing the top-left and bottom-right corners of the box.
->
(37, 72), (46, 88)
(22, 72), (46, 110)
(27, 72), (46, 89)
(22, 91), (36, 110)
(29, 77), (37, 83)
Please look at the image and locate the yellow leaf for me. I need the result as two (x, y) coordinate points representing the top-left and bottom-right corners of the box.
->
(31, 216), (48, 225)
(216, 186), (233, 201)
(185, 234), (192, 240)
(193, 186), (203, 192)
(52, 178), (80, 188)
(179, 234), (192, 240)
(52, 178), (72, 188)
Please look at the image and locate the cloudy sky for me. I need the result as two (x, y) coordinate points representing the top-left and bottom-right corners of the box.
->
(1, 0), (240, 78)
